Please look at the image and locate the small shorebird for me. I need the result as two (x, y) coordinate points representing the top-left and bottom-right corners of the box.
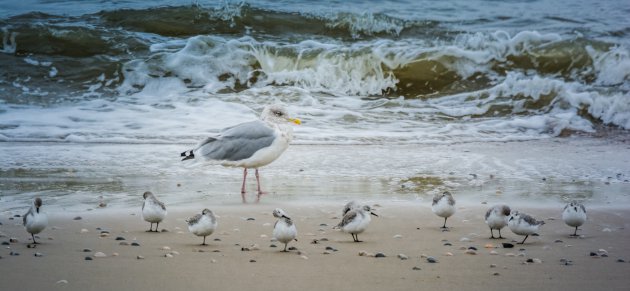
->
(335, 205), (378, 242)
(272, 208), (297, 252)
(23, 197), (48, 244)
(485, 204), (511, 239)
(142, 191), (167, 232)
(342, 200), (360, 216)
(562, 201), (586, 237)
(432, 191), (456, 229)
(180, 104), (300, 203)
(508, 211), (545, 244)
(186, 208), (218, 245)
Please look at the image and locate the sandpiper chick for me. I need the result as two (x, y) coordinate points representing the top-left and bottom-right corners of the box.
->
(562, 201), (586, 237)
(186, 208), (218, 245)
(508, 210), (545, 244)
(335, 205), (378, 242)
(272, 208), (297, 252)
(142, 191), (167, 232)
(485, 204), (511, 239)
(432, 191), (456, 230)
(23, 197), (48, 244)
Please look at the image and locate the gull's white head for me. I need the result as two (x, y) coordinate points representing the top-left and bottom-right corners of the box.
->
(261, 104), (301, 125)
(273, 208), (289, 219)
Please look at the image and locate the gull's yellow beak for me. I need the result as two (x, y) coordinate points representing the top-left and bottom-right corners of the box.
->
(289, 118), (301, 125)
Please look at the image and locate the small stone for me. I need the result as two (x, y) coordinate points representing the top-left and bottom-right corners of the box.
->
(131, 242), (140, 246)
(398, 254), (408, 260)
(320, 223), (328, 227)
(260, 234), (268, 238)
(490, 264), (497, 268)
(27, 244), (36, 249)
(241, 247), (251, 251)
(427, 256), (438, 263)
(100, 230), (110, 234)
(10, 251), (20, 256)
(246, 218), (255, 221)
(83, 248), (92, 252)
(443, 242), (452, 246)
(554, 239), (563, 243)
(465, 250), (477, 255)
(119, 241), (129, 246)
(468, 246), (478, 251)
(393, 234), (403, 239)
(270, 244), (277, 248)
(526, 258), (534, 263)
(323, 251), (331, 255)
(160, 246), (171, 251)
(493, 272), (500, 276)
(99, 233), (109, 238)
(1, 241), (9, 245)
(505, 253), (515, 257)
(325, 246), (337, 251)
(320, 238), (329, 241)
(444, 252), (453, 256)
(598, 249), (608, 255)
(137, 255), (144, 260)
(602, 228), (612, 232)
(85, 256), (93, 261)
(115, 237), (126, 241)
(459, 246), (467, 250)
(532, 258), (542, 263)
(160, 229), (169, 233)
(80, 229), (89, 233)
(9, 238), (18, 243)
(590, 252), (599, 257)
(616, 259), (625, 263)
(210, 259), (217, 263)
(249, 259), (256, 263)
(375, 252), (386, 258)
(214, 238), (221, 241)
(489, 250), (499, 255)
(56, 280), (68, 284)
(34, 252), (44, 257)
(94, 252), (107, 258)
(460, 237), (471, 242)
(412, 266), (421, 271)
(484, 244), (494, 248)
(73, 216), (82, 220)
(300, 255), (309, 260)
(112, 252), (119, 257)
(288, 246), (297, 251)
(165, 253), (173, 258)
(502, 243), (514, 248)
(359, 251), (368, 256)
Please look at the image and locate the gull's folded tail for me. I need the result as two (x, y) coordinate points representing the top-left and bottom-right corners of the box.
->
(181, 150), (195, 161)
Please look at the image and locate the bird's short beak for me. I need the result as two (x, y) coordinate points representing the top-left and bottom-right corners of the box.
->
(370, 212), (378, 217)
(288, 118), (301, 125)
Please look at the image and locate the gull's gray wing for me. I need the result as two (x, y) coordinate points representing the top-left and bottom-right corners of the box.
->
(196, 120), (276, 162)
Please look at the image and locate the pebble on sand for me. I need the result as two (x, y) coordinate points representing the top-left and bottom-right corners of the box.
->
(165, 253), (173, 258)
(465, 250), (477, 255)
(427, 257), (438, 263)
(137, 255), (145, 260)
(375, 252), (386, 258)
(93, 252), (107, 258)
(412, 267), (421, 271)
(160, 246), (171, 251)
(73, 216), (82, 220)
(131, 242), (140, 246)
(56, 280), (68, 284)
(34, 252), (44, 257)
(85, 257), (93, 261)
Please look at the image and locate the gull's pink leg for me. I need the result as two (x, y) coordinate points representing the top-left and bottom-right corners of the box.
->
(241, 168), (248, 203)
(255, 168), (267, 203)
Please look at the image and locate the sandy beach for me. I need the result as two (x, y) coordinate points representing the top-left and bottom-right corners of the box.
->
(1, 201), (630, 291)
(1, 138), (630, 290)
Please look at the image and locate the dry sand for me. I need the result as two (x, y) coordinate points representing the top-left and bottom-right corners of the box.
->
(1, 201), (629, 291)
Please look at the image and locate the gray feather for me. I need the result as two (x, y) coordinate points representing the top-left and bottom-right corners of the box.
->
(187, 214), (202, 226)
(195, 120), (276, 162)
(337, 210), (359, 228)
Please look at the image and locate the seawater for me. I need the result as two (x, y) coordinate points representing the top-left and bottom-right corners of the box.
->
(1, 0), (628, 144)
(1, 0), (629, 210)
